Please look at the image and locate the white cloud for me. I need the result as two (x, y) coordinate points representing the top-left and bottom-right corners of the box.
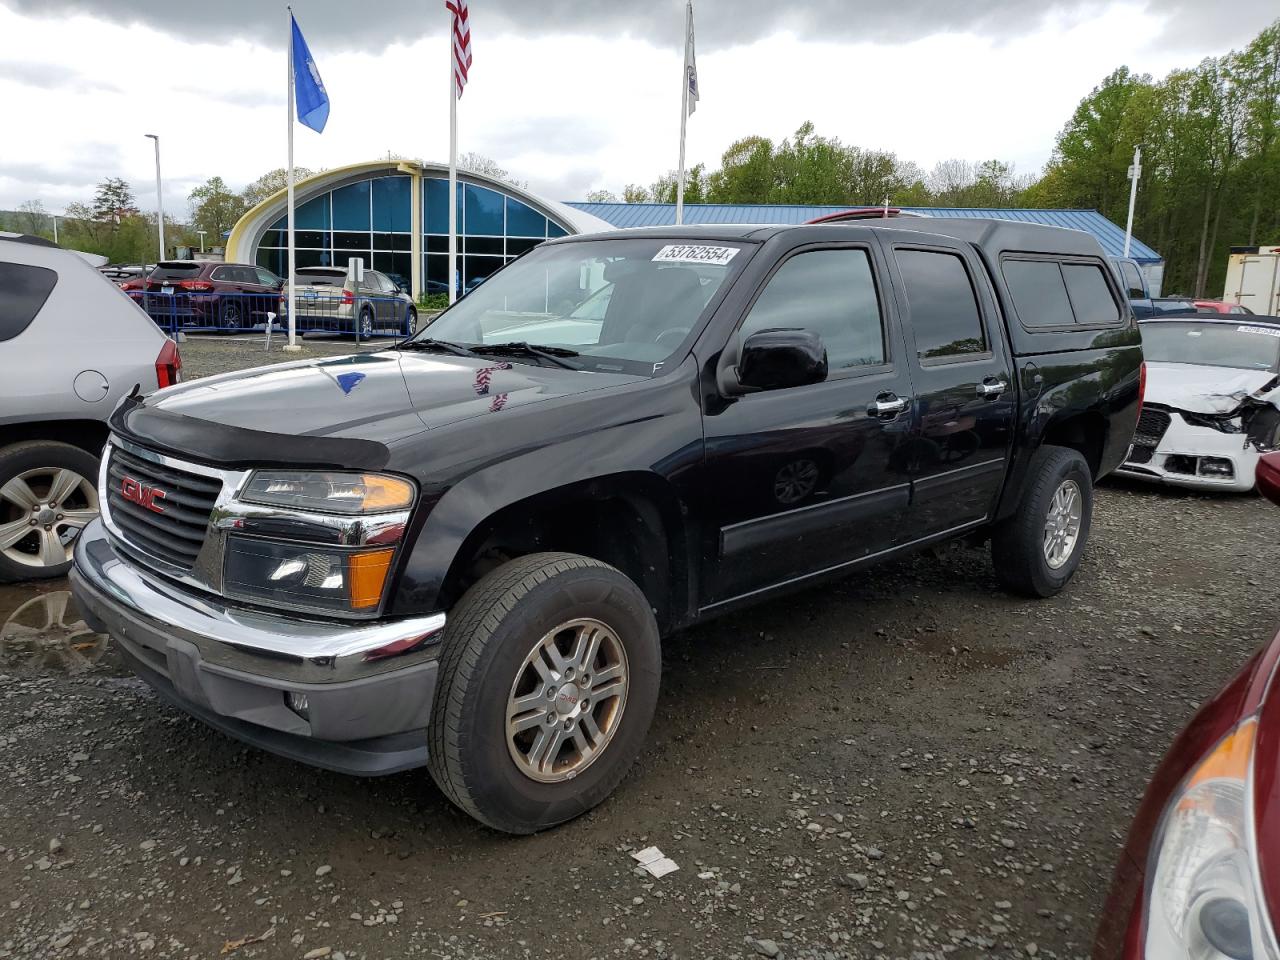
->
(0, 1), (1273, 214)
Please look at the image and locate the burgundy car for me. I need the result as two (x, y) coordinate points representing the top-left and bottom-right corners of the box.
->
(141, 261), (283, 331)
(1096, 450), (1280, 958)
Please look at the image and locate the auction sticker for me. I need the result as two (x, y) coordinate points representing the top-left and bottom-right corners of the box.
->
(652, 244), (739, 266)
(1238, 324), (1280, 337)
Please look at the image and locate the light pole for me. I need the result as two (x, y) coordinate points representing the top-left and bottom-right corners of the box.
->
(197, 230), (206, 254)
(144, 134), (165, 261)
(1123, 144), (1142, 259)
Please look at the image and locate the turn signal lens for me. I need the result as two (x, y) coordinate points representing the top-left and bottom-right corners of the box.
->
(349, 549), (395, 609)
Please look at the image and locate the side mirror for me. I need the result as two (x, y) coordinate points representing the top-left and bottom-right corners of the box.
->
(1258, 451), (1280, 507)
(730, 329), (828, 393)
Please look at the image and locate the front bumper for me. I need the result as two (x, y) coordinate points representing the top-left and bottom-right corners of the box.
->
(69, 520), (446, 776)
(1116, 414), (1259, 492)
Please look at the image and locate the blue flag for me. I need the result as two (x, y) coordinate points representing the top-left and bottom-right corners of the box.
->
(291, 14), (329, 133)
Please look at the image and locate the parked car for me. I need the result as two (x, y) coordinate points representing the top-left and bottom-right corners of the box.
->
(141, 261), (283, 331)
(1095, 449), (1280, 959)
(1116, 316), (1280, 491)
(100, 263), (153, 286)
(70, 220), (1142, 833)
(1111, 255), (1157, 318)
(289, 266), (416, 337)
(1195, 298), (1255, 315)
(0, 232), (179, 582)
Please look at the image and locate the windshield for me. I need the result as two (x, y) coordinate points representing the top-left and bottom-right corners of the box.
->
(1141, 321), (1280, 372)
(412, 237), (749, 375)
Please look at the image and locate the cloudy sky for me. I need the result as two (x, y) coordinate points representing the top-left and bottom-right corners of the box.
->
(0, 0), (1275, 218)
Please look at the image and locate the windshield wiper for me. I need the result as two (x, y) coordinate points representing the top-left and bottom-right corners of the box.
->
(397, 338), (485, 360)
(469, 341), (580, 369)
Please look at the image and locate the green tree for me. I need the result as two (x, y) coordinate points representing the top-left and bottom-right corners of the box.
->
(585, 189), (618, 202)
(90, 177), (138, 225)
(621, 184), (650, 203)
(17, 200), (50, 236)
(188, 176), (248, 244)
(242, 167), (315, 208)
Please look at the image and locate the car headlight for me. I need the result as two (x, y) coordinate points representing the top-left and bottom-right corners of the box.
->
(223, 537), (396, 614)
(1145, 718), (1280, 959)
(240, 470), (415, 515)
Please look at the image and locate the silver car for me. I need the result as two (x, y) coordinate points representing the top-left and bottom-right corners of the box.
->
(289, 266), (417, 337)
(0, 233), (177, 581)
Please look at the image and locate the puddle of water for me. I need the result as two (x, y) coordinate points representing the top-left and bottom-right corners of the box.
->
(0, 580), (118, 676)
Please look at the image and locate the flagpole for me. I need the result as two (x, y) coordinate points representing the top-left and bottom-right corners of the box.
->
(285, 7), (299, 351)
(675, 0), (691, 226)
(448, 16), (459, 306)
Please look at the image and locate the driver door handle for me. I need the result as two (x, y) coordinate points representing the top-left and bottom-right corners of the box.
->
(977, 378), (1008, 398)
(869, 394), (910, 418)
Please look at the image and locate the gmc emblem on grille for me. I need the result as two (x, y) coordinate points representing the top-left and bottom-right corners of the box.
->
(120, 476), (167, 514)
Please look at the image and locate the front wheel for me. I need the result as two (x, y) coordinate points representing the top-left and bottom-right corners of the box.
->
(991, 445), (1093, 598)
(0, 441), (101, 583)
(427, 553), (661, 834)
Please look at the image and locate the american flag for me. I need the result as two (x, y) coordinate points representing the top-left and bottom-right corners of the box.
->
(446, 0), (473, 98)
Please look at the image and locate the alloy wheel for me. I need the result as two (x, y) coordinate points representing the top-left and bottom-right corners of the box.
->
(505, 617), (629, 783)
(1043, 478), (1083, 570)
(0, 467), (99, 569)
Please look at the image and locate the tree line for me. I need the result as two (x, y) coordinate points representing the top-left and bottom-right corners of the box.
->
(591, 19), (1280, 299)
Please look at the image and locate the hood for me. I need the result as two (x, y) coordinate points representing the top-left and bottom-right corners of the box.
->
(124, 350), (639, 466)
(1144, 361), (1279, 414)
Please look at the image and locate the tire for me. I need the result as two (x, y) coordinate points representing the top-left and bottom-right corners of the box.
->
(357, 308), (374, 340)
(991, 445), (1093, 598)
(427, 552), (661, 834)
(406, 307), (418, 336)
(220, 299), (244, 330)
(0, 441), (101, 583)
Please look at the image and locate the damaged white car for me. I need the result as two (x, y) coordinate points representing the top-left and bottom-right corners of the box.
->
(1118, 317), (1280, 491)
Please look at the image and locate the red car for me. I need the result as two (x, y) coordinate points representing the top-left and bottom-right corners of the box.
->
(1195, 299), (1255, 316)
(1096, 450), (1280, 958)
(139, 260), (283, 332)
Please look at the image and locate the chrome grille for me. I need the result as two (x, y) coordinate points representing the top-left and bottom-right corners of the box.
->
(106, 446), (222, 571)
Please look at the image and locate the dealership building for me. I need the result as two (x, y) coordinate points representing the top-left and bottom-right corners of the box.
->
(225, 160), (613, 297)
(227, 160), (1164, 297)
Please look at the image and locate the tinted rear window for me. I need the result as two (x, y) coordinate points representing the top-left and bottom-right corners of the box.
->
(1002, 259), (1075, 328)
(1062, 263), (1120, 326)
(295, 269), (345, 286)
(0, 261), (57, 341)
(896, 249), (987, 359)
(151, 262), (204, 280)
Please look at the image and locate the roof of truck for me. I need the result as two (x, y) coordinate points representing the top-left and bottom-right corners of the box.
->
(559, 218), (1108, 260)
(567, 203), (1164, 264)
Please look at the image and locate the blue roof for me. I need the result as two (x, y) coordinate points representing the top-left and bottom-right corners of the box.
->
(564, 202), (1163, 265)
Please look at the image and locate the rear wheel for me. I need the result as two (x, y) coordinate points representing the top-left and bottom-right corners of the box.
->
(991, 445), (1093, 597)
(0, 442), (100, 583)
(220, 299), (244, 330)
(427, 552), (661, 834)
(357, 307), (374, 339)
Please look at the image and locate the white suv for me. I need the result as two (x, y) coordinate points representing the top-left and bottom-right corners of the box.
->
(0, 233), (180, 581)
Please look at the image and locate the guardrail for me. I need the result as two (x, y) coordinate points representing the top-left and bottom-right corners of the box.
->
(128, 290), (417, 341)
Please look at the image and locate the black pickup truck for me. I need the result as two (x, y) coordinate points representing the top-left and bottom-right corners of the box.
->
(71, 220), (1143, 833)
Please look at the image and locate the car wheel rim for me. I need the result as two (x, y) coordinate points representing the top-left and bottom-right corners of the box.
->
(774, 459), (820, 505)
(505, 617), (629, 783)
(224, 305), (242, 328)
(0, 467), (99, 569)
(1042, 478), (1083, 570)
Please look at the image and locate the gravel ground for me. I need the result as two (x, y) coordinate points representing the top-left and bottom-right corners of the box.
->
(2, 340), (1278, 959)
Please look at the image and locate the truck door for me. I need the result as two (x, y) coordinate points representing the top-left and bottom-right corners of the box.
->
(885, 241), (1016, 541)
(700, 241), (915, 607)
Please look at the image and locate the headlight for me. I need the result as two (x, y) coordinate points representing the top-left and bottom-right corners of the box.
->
(240, 470), (415, 515)
(223, 537), (395, 614)
(1145, 718), (1280, 959)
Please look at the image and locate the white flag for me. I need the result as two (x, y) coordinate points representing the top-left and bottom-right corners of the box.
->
(684, 0), (699, 116)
